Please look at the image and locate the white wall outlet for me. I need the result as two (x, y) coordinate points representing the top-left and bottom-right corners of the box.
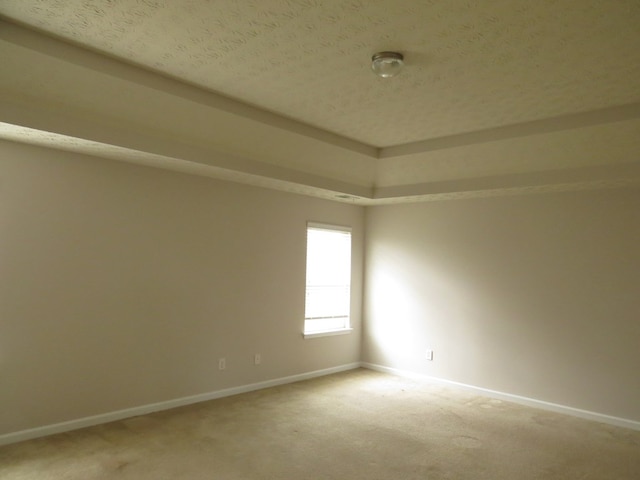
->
(254, 353), (261, 365)
(218, 357), (226, 370)
(425, 350), (434, 361)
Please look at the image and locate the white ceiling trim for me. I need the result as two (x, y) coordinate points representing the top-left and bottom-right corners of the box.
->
(381, 103), (640, 158)
(0, 19), (377, 158)
(0, 135), (369, 204)
(0, 101), (373, 199)
(5, 18), (639, 162)
(3, 122), (639, 207)
(1, 18), (639, 204)
(374, 163), (640, 200)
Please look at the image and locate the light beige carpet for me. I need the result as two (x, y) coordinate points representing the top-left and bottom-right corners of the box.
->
(1, 369), (639, 479)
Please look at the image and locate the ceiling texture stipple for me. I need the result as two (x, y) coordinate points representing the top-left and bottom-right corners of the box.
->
(0, 0), (639, 203)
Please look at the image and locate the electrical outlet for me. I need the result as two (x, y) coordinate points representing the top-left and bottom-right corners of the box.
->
(425, 350), (434, 361)
(218, 357), (226, 370)
(254, 353), (261, 365)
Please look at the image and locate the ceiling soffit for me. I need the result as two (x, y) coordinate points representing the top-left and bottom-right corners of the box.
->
(0, 7), (639, 203)
(1, 0), (639, 147)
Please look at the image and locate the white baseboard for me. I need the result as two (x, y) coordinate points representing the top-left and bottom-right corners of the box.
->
(4, 361), (636, 447)
(0, 362), (360, 447)
(361, 362), (640, 431)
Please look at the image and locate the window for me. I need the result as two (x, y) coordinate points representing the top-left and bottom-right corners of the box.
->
(304, 223), (352, 337)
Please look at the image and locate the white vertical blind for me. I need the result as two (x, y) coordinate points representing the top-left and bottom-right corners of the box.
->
(304, 223), (352, 333)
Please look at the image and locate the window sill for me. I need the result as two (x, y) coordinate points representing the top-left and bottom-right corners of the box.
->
(303, 328), (353, 339)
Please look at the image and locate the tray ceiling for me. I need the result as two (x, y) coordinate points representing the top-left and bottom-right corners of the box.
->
(1, 0), (639, 203)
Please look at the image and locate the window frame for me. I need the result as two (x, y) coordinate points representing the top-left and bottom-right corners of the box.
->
(303, 222), (353, 339)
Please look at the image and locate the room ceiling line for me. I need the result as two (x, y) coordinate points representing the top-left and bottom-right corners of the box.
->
(0, 133), (375, 208)
(372, 162), (640, 200)
(3, 117), (638, 208)
(379, 102), (640, 158)
(3, 81), (640, 205)
(2, 9), (639, 206)
(0, 102), (374, 201)
(4, 18), (636, 164)
(0, 18), (378, 158)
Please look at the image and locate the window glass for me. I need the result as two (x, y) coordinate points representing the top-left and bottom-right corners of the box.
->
(304, 223), (352, 334)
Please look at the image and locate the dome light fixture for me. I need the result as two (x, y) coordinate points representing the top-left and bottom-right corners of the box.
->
(371, 51), (404, 78)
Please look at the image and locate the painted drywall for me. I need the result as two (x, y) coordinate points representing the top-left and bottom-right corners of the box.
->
(363, 189), (640, 422)
(0, 140), (364, 435)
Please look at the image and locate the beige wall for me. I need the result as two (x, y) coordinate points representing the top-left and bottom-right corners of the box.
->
(3, 137), (639, 437)
(363, 189), (640, 421)
(0, 140), (364, 435)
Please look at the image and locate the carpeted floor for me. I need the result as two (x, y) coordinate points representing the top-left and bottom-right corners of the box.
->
(1, 369), (639, 479)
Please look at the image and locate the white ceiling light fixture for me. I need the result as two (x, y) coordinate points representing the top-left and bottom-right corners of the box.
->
(371, 51), (404, 78)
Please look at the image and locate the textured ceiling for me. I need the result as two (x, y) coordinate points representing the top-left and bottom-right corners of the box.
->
(2, 0), (639, 147)
(0, 1), (639, 203)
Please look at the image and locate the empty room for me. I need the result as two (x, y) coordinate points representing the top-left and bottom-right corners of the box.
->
(1, 1), (639, 479)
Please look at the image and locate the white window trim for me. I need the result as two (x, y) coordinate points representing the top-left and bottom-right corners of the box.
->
(303, 222), (353, 339)
(307, 222), (351, 232)
(303, 328), (353, 339)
